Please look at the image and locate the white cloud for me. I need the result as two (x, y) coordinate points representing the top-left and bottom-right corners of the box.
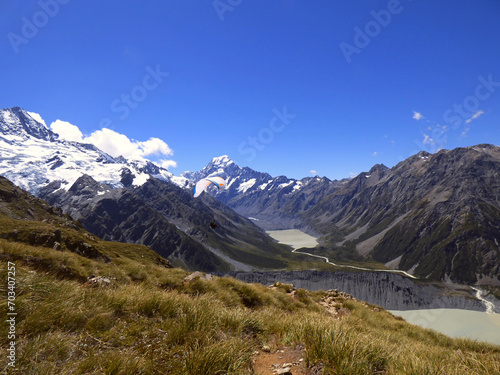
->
(156, 159), (178, 170)
(27, 111), (47, 128)
(49, 120), (175, 163)
(372, 151), (378, 157)
(309, 169), (317, 175)
(84, 128), (139, 158)
(412, 111), (424, 121)
(138, 137), (173, 157)
(465, 110), (484, 124)
(50, 120), (84, 142)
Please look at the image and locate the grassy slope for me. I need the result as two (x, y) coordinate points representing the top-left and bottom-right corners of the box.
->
(2, 239), (500, 374)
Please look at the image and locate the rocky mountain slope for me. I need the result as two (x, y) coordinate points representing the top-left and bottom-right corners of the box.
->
(39, 174), (295, 272)
(0, 174), (172, 269)
(0, 107), (188, 195)
(300, 145), (500, 284)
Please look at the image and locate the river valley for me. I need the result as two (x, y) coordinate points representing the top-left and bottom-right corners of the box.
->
(229, 229), (500, 346)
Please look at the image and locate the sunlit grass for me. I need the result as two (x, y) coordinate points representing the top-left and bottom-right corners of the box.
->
(1, 238), (500, 374)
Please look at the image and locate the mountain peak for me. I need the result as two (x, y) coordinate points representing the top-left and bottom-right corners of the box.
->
(192, 155), (239, 178)
(210, 155), (234, 166)
(368, 163), (389, 174)
(0, 107), (58, 142)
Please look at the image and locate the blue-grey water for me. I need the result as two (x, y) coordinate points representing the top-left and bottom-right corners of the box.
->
(389, 309), (500, 346)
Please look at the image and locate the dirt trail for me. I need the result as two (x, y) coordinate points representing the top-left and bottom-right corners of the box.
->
(252, 345), (322, 375)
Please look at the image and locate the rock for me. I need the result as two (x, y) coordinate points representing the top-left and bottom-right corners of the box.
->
(276, 367), (292, 374)
(262, 345), (271, 353)
(338, 307), (351, 317)
(184, 271), (213, 283)
(83, 276), (112, 288)
(52, 241), (61, 250)
(53, 228), (62, 242)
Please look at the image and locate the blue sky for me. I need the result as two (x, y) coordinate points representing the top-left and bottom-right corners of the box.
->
(1, 0), (500, 180)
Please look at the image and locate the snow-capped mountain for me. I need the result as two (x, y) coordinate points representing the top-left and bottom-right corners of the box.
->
(182, 155), (342, 230)
(183, 155), (274, 199)
(0, 107), (293, 272)
(0, 107), (187, 195)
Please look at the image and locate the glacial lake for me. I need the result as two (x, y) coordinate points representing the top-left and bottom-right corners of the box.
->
(389, 309), (500, 346)
(266, 229), (318, 249)
(267, 229), (500, 347)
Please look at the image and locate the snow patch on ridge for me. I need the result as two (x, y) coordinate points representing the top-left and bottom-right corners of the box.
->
(0, 107), (187, 195)
(237, 178), (256, 193)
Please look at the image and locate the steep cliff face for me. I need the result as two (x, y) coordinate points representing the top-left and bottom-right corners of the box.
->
(221, 270), (494, 312)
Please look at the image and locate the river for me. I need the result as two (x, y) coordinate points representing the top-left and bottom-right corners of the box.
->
(267, 229), (416, 278)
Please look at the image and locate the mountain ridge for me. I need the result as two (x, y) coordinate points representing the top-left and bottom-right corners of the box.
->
(0, 107), (301, 272)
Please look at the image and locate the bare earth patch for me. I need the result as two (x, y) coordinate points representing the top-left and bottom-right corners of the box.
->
(252, 345), (322, 375)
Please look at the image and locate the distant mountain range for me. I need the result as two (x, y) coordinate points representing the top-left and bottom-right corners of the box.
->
(0, 107), (295, 272)
(190, 146), (500, 285)
(1, 106), (499, 285)
(182, 155), (342, 231)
